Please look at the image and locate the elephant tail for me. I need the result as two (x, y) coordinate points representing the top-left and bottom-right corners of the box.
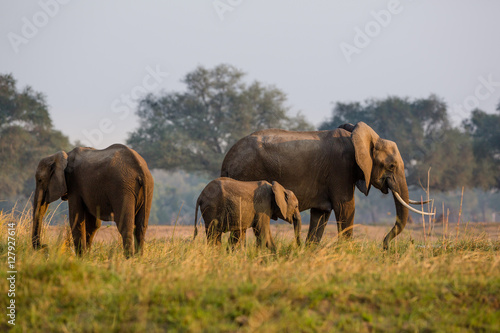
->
(193, 196), (201, 240)
(136, 173), (151, 246)
(142, 176), (149, 227)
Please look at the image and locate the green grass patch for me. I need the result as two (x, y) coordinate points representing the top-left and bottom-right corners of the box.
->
(1, 210), (499, 332)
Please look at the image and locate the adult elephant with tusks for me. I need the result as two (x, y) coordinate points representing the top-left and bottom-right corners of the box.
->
(221, 122), (434, 250)
(32, 144), (154, 258)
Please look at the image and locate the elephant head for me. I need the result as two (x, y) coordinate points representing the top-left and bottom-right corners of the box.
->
(271, 181), (302, 246)
(351, 122), (433, 249)
(32, 151), (68, 249)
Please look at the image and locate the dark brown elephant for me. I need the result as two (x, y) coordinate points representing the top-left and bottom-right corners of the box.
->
(32, 144), (154, 257)
(193, 177), (302, 251)
(221, 122), (433, 250)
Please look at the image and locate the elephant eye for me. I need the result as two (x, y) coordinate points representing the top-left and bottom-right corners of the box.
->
(388, 163), (396, 171)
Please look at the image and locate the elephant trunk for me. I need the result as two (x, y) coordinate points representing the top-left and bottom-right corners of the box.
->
(193, 197), (201, 241)
(293, 209), (302, 246)
(383, 172), (409, 250)
(32, 188), (48, 250)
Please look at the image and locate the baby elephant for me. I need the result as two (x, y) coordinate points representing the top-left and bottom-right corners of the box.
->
(193, 177), (302, 251)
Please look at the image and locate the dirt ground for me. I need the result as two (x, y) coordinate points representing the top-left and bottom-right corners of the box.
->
(47, 220), (500, 244)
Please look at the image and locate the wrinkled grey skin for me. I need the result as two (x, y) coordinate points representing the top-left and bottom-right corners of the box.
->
(32, 144), (154, 258)
(193, 177), (302, 251)
(221, 122), (410, 249)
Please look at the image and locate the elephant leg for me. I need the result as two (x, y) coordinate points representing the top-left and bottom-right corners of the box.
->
(306, 208), (331, 244)
(228, 231), (238, 249)
(333, 198), (355, 240)
(253, 217), (266, 249)
(229, 229), (246, 250)
(206, 220), (222, 246)
(68, 198), (86, 256)
(262, 224), (276, 253)
(254, 227), (268, 249)
(115, 197), (136, 258)
(84, 210), (101, 252)
(253, 227), (262, 248)
(254, 215), (276, 252)
(134, 203), (149, 255)
(215, 232), (222, 246)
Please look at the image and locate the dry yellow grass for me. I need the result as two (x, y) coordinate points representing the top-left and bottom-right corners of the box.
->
(43, 220), (500, 246)
(1, 207), (499, 332)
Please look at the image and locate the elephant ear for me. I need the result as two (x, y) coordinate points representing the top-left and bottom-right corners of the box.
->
(271, 181), (288, 219)
(47, 151), (68, 203)
(351, 122), (379, 196)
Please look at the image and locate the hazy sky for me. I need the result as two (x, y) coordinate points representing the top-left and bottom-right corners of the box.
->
(2, 1), (499, 148)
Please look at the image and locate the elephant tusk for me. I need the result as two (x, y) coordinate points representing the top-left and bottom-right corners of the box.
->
(393, 191), (435, 216)
(408, 199), (433, 205)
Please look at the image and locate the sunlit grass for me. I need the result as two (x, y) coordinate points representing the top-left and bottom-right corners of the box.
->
(1, 206), (499, 332)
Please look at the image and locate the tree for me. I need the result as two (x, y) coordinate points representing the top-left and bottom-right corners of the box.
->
(128, 64), (313, 176)
(409, 128), (475, 191)
(319, 95), (476, 190)
(0, 73), (71, 202)
(463, 106), (500, 190)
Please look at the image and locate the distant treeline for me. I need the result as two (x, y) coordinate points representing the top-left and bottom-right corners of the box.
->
(1, 65), (499, 223)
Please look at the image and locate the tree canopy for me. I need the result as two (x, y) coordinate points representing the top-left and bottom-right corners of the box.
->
(0, 73), (71, 202)
(463, 107), (500, 190)
(127, 64), (313, 176)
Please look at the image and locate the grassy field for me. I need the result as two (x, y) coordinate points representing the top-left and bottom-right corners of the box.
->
(1, 207), (499, 332)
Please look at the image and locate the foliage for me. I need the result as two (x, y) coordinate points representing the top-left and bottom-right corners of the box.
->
(149, 170), (208, 225)
(127, 64), (313, 177)
(463, 107), (500, 190)
(0, 73), (71, 205)
(410, 128), (475, 191)
(2, 208), (499, 332)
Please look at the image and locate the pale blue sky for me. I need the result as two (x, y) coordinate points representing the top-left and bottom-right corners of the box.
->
(1, 1), (499, 148)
